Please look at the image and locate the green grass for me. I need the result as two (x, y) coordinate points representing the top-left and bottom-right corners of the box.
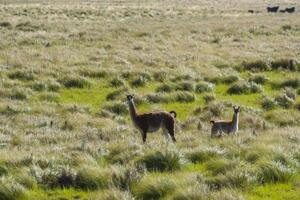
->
(23, 188), (89, 200)
(215, 84), (261, 108)
(58, 81), (114, 113)
(246, 174), (300, 200)
(264, 71), (299, 82)
(182, 163), (206, 172)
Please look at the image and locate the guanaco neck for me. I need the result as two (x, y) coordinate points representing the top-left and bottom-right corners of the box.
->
(128, 100), (138, 122)
(232, 112), (239, 127)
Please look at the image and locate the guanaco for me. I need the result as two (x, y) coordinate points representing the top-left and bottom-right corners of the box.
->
(127, 94), (177, 143)
(210, 106), (240, 137)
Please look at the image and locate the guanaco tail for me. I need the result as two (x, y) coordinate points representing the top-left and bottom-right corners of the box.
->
(127, 94), (177, 143)
(210, 106), (240, 137)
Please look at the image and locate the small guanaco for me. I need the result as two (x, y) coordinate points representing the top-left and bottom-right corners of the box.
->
(210, 106), (240, 137)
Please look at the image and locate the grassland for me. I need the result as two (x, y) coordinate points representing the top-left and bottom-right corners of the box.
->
(0, 0), (300, 199)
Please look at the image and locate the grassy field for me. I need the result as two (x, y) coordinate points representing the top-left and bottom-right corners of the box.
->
(0, 0), (300, 199)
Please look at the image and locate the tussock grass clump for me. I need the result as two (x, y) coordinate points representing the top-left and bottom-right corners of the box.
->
(101, 189), (135, 200)
(0, 166), (8, 177)
(214, 61), (230, 69)
(257, 161), (295, 183)
(8, 70), (34, 81)
(146, 93), (168, 103)
(106, 90), (122, 101)
(204, 174), (226, 190)
(47, 81), (61, 92)
(271, 59), (298, 71)
(79, 69), (107, 79)
(206, 169), (254, 190)
(137, 150), (183, 172)
(75, 166), (112, 190)
(261, 96), (276, 110)
(135, 31), (151, 38)
(227, 81), (261, 95)
(133, 176), (175, 200)
(176, 81), (194, 92)
(203, 93), (216, 104)
(15, 173), (36, 190)
(195, 82), (214, 93)
(131, 76), (148, 87)
(104, 143), (138, 164)
(61, 121), (75, 131)
(221, 75), (240, 84)
(0, 177), (26, 200)
(186, 147), (225, 163)
(110, 77), (124, 87)
(295, 103), (300, 111)
(279, 78), (300, 89)
(15, 21), (40, 32)
(172, 91), (195, 103)
(274, 93), (294, 108)
(244, 150), (261, 164)
(103, 101), (128, 115)
(206, 159), (238, 175)
(212, 190), (244, 200)
(62, 104), (90, 114)
(282, 88), (297, 100)
(282, 25), (292, 31)
(59, 77), (91, 88)
(0, 105), (19, 116)
(10, 134), (23, 146)
(31, 81), (47, 91)
(242, 60), (270, 72)
(153, 71), (167, 82)
(249, 75), (268, 85)
(156, 83), (175, 93)
(294, 152), (300, 162)
(130, 73), (152, 86)
(111, 166), (144, 190)
(211, 37), (221, 44)
(146, 92), (195, 103)
(265, 110), (299, 126)
(223, 169), (255, 189)
(239, 113), (268, 130)
(35, 167), (76, 188)
(171, 74), (192, 82)
(206, 75), (239, 84)
(200, 102), (226, 119)
(272, 151), (291, 166)
(39, 93), (59, 102)
(0, 21), (12, 28)
(172, 183), (209, 200)
(9, 88), (28, 100)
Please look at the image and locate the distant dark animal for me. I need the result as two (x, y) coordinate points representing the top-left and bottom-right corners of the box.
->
(285, 7), (295, 13)
(267, 6), (279, 13)
(248, 10), (254, 14)
(279, 9), (286, 13)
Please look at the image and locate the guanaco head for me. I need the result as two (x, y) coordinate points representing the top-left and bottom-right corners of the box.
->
(126, 94), (134, 104)
(233, 106), (240, 114)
